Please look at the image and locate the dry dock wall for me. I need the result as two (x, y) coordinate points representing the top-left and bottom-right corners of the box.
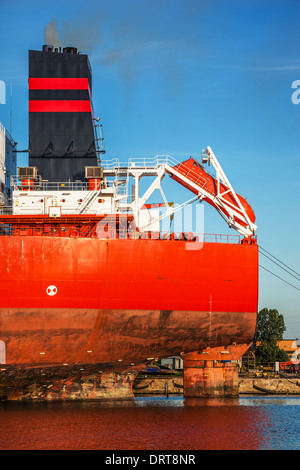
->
(134, 376), (300, 396)
(1, 369), (300, 400)
(238, 377), (300, 395)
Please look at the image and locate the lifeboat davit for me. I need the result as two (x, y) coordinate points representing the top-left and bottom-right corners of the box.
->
(170, 158), (256, 227)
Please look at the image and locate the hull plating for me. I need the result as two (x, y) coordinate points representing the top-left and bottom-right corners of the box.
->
(0, 236), (258, 368)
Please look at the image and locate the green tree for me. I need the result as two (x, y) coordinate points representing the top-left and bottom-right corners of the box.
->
(254, 308), (289, 362)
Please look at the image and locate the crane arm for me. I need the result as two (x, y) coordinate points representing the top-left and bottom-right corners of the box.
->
(165, 146), (257, 238)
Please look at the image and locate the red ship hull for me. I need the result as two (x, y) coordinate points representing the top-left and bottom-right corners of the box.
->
(0, 236), (258, 369)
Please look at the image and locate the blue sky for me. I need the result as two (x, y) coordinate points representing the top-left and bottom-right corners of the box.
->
(0, 0), (299, 340)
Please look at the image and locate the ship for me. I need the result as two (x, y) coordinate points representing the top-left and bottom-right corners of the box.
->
(0, 45), (258, 400)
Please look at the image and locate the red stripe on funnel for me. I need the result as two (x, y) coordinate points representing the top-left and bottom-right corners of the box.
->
(29, 100), (92, 112)
(29, 78), (89, 90)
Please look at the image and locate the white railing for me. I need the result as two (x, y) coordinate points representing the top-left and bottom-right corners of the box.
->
(101, 158), (120, 169)
(102, 155), (180, 170)
(128, 155), (177, 168)
(10, 176), (116, 192)
(115, 183), (127, 195)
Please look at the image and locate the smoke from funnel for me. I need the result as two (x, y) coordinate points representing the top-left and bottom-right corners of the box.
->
(43, 16), (102, 53)
(44, 19), (60, 47)
(42, 3), (200, 111)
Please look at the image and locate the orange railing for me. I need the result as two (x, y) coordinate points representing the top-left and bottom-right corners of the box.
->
(0, 224), (242, 244)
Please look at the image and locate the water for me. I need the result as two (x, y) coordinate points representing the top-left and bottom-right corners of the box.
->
(0, 395), (299, 450)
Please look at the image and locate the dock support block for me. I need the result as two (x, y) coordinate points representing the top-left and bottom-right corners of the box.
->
(183, 344), (251, 397)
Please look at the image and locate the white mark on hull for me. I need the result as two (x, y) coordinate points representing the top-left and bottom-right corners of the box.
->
(46, 285), (57, 296)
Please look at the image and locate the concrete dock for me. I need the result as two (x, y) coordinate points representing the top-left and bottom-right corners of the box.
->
(133, 373), (300, 396)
